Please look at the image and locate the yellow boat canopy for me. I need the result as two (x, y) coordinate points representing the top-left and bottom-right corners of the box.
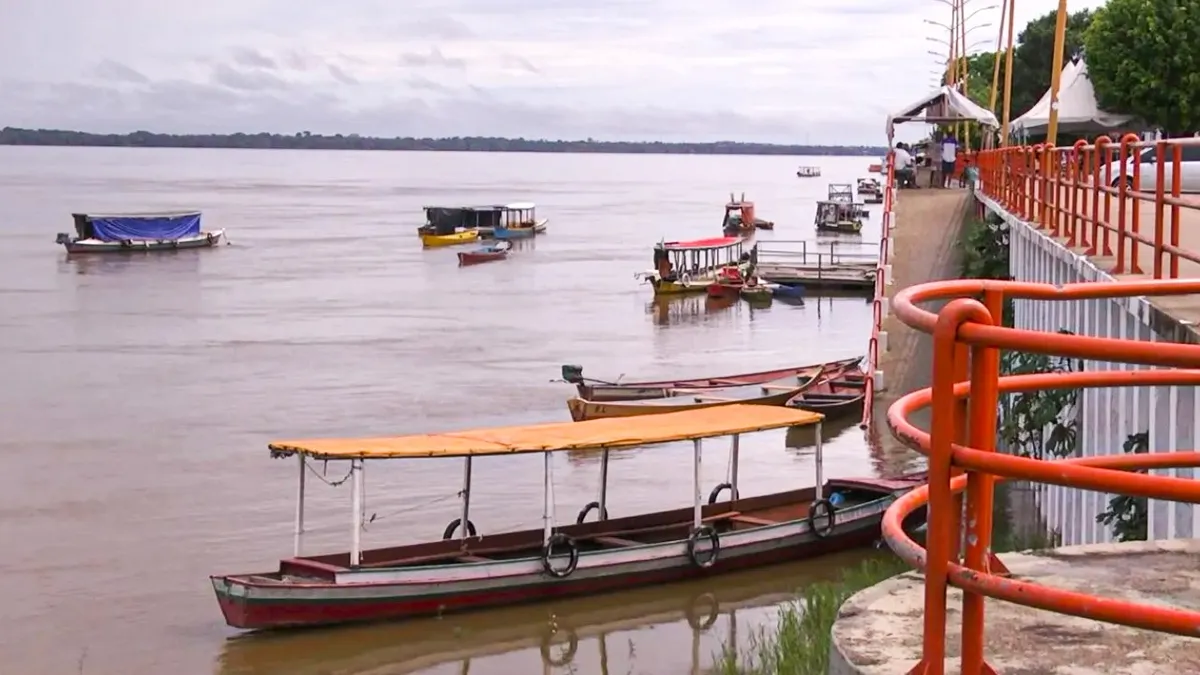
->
(269, 404), (824, 460)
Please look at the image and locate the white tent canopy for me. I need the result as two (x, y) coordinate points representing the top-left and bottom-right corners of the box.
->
(1012, 57), (1135, 136)
(886, 85), (999, 140)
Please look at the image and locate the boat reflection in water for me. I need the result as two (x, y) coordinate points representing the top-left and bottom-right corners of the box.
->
(215, 550), (873, 675)
(785, 411), (861, 449)
(645, 294), (741, 327)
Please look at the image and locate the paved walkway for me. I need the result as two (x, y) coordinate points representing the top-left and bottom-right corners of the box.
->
(829, 539), (1200, 674)
(870, 188), (970, 472)
(995, 189), (1200, 326)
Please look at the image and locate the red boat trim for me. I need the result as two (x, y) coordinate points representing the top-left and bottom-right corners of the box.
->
(661, 236), (741, 250)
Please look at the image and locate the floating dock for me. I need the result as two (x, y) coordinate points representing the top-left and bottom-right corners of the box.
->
(755, 240), (877, 291)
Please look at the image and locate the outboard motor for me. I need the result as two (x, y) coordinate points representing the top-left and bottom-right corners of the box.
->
(561, 364), (584, 384)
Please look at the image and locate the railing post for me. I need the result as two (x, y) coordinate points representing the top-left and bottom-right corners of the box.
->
(1171, 143), (1182, 279)
(909, 305), (964, 675)
(961, 289), (1003, 675)
(1114, 139), (1130, 274)
(1129, 135), (1144, 275)
(1154, 139), (1167, 279)
(1099, 136), (1113, 256)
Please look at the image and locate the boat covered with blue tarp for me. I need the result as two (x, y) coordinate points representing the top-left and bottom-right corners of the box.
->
(56, 211), (226, 253)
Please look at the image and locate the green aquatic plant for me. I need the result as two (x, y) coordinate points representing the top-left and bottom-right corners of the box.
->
(711, 555), (908, 675)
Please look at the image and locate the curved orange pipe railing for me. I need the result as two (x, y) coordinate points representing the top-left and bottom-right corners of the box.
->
(974, 135), (1200, 280)
(880, 278), (1200, 675)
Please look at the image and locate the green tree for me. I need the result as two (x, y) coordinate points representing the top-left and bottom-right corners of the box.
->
(956, 10), (1093, 117)
(1085, 0), (1200, 136)
(1008, 9), (1094, 118)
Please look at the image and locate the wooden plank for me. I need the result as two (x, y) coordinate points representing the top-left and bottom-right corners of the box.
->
(731, 514), (778, 527)
(760, 384), (800, 392)
(691, 394), (740, 402)
(593, 536), (642, 548)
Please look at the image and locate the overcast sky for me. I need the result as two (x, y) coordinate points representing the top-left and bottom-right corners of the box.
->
(0, 0), (1106, 145)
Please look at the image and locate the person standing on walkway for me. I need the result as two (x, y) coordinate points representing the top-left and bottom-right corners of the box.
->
(940, 132), (958, 188)
(926, 133), (943, 187)
(893, 142), (915, 188)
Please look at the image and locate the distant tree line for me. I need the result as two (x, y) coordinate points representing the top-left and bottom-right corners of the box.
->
(0, 127), (886, 156)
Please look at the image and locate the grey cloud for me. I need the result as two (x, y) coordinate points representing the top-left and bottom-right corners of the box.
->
(399, 47), (467, 70)
(230, 47), (277, 70)
(500, 54), (540, 74)
(211, 64), (290, 91)
(328, 64), (358, 85)
(405, 76), (452, 93)
(283, 50), (323, 71)
(93, 60), (150, 84)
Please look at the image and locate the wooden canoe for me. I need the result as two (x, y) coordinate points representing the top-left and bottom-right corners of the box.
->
(565, 362), (860, 422)
(567, 356), (862, 402)
(787, 366), (868, 420)
(457, 241), (511, 266)
(211, 476), (924, 630)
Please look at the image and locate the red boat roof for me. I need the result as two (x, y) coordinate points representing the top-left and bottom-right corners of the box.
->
(661, 236), (742, 250)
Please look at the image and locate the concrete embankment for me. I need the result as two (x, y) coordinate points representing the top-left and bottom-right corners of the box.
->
(870, 188), (971, 466)
(828, 539), (1200, 674)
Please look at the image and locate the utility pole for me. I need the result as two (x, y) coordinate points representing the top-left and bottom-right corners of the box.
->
(1000, 0), (1016, 146)
(1045, 0), (1069, 146)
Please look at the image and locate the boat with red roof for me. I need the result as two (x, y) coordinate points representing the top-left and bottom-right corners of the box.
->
(637, 236), (750, 296)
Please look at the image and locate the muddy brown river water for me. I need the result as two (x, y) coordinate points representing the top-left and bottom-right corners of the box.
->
(0, 147), (921, 674)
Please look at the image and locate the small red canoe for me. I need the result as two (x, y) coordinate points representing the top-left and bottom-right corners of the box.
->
(457, 241), (511, 266)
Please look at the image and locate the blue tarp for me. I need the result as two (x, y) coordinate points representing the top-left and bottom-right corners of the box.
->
(89, 213), (202, 241)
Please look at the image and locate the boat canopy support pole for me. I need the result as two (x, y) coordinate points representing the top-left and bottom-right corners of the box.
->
(815, 421), (824, 500)
(542, 451), (553, 544)
(599, 448), (610, 520)
(294, 454), (306, 557)
(460, 456), (473, 542)
(692, 439), (703, 529)
(350, 459), (364, 567)
(730, 435), (740, 501)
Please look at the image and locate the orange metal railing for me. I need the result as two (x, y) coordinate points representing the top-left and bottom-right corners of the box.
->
(974, 134), (1200, 279)
(880, 277), (1200, 675)
(861, 153), (896, 430)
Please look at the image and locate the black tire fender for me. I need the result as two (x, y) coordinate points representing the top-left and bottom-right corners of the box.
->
(542, 532), (580, 578)
(707, 482), (737, 505)
(575, 501), (610, 524)
(808, 499), (836, 538)
(442, 518), (477, 540)
(687, 525), (720, 569)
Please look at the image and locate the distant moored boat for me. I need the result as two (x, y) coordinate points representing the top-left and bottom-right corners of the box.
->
(55, 212), (225, 253)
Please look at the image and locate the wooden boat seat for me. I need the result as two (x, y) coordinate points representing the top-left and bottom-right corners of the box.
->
(730, 514), (778, 527)
(760, 384), (800, 392)
(592, 536), (642, 548)
(829, 378), (867, 388)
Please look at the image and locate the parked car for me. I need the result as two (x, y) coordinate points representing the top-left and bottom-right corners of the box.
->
(1105, 142), (1200, 192)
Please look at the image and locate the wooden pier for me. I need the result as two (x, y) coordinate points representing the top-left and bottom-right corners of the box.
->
(754, 239), (878, 291)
